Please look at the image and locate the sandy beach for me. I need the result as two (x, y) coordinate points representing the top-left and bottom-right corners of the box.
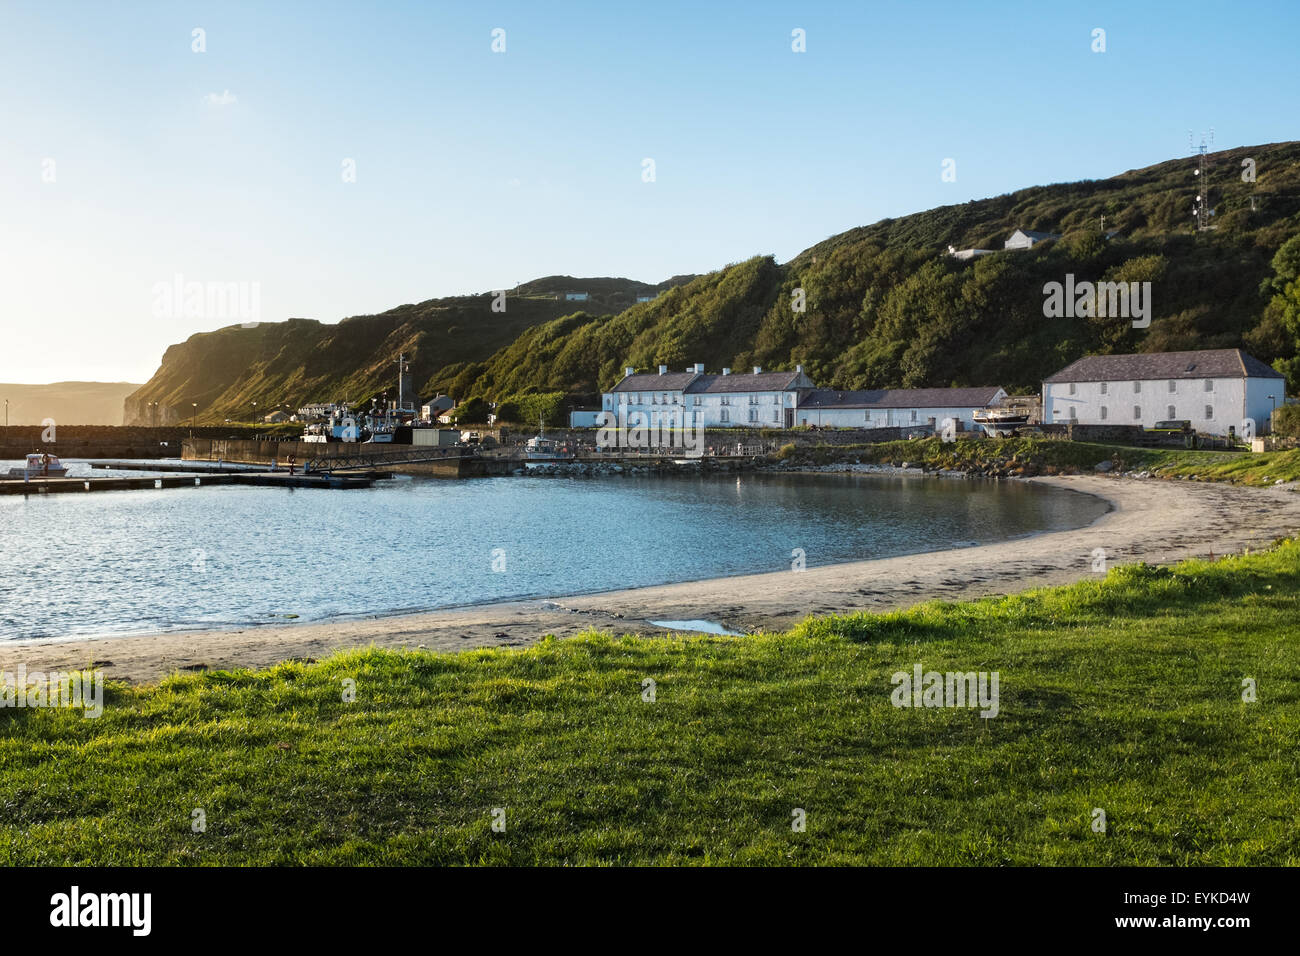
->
(4, 474), (1299, 684)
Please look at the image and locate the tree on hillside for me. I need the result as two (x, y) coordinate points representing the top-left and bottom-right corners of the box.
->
(1261, 234), (1300, 393)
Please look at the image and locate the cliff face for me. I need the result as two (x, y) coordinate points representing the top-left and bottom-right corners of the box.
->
(124, 278), (686, 424)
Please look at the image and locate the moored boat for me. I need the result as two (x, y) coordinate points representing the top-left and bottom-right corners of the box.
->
(7, 452), (68, 478)
(524, 416), (574, 463)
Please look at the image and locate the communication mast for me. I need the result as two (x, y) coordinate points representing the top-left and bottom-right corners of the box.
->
(1190, 128), (1215, 231)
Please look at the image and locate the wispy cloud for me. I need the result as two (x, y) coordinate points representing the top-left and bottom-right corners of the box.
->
(202, 90), (237, 107)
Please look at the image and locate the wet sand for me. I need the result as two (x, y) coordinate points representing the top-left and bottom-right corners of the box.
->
(4, 474), (1298, 684)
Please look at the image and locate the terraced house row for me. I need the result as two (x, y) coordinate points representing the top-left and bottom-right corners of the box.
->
(596, 348), (1290, 435)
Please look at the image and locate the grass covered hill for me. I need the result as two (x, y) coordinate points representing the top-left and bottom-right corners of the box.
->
(122, 277), (694, 425)
(130, 142), (1300, 422)
(437, 141), (1300, 401)
(3, 540), (1298, 865)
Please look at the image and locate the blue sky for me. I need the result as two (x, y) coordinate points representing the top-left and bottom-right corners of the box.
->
(1, 0), (1297, 383)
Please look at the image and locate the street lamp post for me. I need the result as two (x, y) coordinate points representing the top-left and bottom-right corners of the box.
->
(190, 402), (198, 435)
(1268, 395), (1277, 435)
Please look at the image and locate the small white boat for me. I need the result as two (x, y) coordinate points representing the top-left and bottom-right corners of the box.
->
(524, 416), (574, 463)
(8, 453), (68, 479)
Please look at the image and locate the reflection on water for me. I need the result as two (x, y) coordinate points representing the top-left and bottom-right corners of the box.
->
(0, 466), (1107, 642)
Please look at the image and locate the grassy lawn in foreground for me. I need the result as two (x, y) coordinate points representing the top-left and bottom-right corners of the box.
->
(2, 542), (1298, 865)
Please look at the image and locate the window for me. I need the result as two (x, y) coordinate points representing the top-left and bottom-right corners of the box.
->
(651, 394), (658, 405)
(1100, 406), (1108, 420)
(1204, 379), (1213, 392)
(720, 396), (730, 406)
(1167, 404), (1176, 419)
(692, 396), (701, 406)
(618, 394), (627, 405)
(748, 408), (758, 422)
(772, 395), (780, 404)
(772, 409), (780, 422)
(1133, 405), (1141, 420)
(720, 409), (729, 423)
(1069, 406), (1077, 420)
(910, 409), (918, 422)
(749, 395), (758, 405)
(671, 394), (678, 404)
(1168, 380), (1177, 393)
(1205, 405), (1214, 419)
(1069, 383), (1077, 395)
(1100, 382), (1108, 395)
(1134, 381), (1141, 394)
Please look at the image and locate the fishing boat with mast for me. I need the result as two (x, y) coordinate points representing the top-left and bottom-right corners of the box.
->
(524, 414), (574, 464)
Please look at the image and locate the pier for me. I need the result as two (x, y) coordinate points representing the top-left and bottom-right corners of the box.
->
(0, 470), (376, 496)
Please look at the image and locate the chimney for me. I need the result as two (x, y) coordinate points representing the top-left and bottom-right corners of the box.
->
(658, 365), (667, 375)
(753, 366), (762, 375)
(695, 362), (704, 373)
(624, 366), (634, 378)
(722, 368), (731, 376)
(796, 364), (803, 374)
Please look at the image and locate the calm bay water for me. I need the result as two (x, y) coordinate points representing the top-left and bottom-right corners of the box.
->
(0, 463), (1108, 642)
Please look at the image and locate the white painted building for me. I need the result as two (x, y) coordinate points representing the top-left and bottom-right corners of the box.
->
(604, 364), (815, 428)
(947, 246), (994, 261)
(796, 387), (1007, 429)
(1042, 349), (1285, 435)
(1004, 228), (1060, 250)
(569, 409), (603, 428)
(421, 394), (454, 422)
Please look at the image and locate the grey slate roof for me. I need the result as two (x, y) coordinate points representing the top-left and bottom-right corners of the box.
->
(686, 371), (811, 394)
(610, 372), (701, 392)
(800, 387), (1004, 409)
(1017, 229), (1060, 241)
(610, 369), (814, 393)
(1043, 349), (1282, 384)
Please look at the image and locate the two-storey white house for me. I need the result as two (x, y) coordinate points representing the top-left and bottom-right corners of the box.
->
(796, 387), (1007, 429)
(604, 364), (815, 428)
(1042, 348), (1286, 435)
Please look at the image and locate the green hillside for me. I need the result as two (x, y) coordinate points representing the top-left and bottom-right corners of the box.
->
(124, 278), (692, 424)
(437, 141), (1300, 401)
(130, 142), (1300, 423)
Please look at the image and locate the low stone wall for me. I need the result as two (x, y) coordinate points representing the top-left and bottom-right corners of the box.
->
(512, 423), (936, 450)
(184, 438), (374, 464)
(1066, 423), (1145, 442)
(0, 425), (267, 460)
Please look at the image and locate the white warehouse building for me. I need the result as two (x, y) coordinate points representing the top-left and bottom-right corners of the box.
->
(604, 364), (815, 428)
(796, 387), (1007, 429)
(1042, 348), (1286, 435)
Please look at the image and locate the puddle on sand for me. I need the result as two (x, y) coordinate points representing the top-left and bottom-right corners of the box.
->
(647, 619), (744, 636)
